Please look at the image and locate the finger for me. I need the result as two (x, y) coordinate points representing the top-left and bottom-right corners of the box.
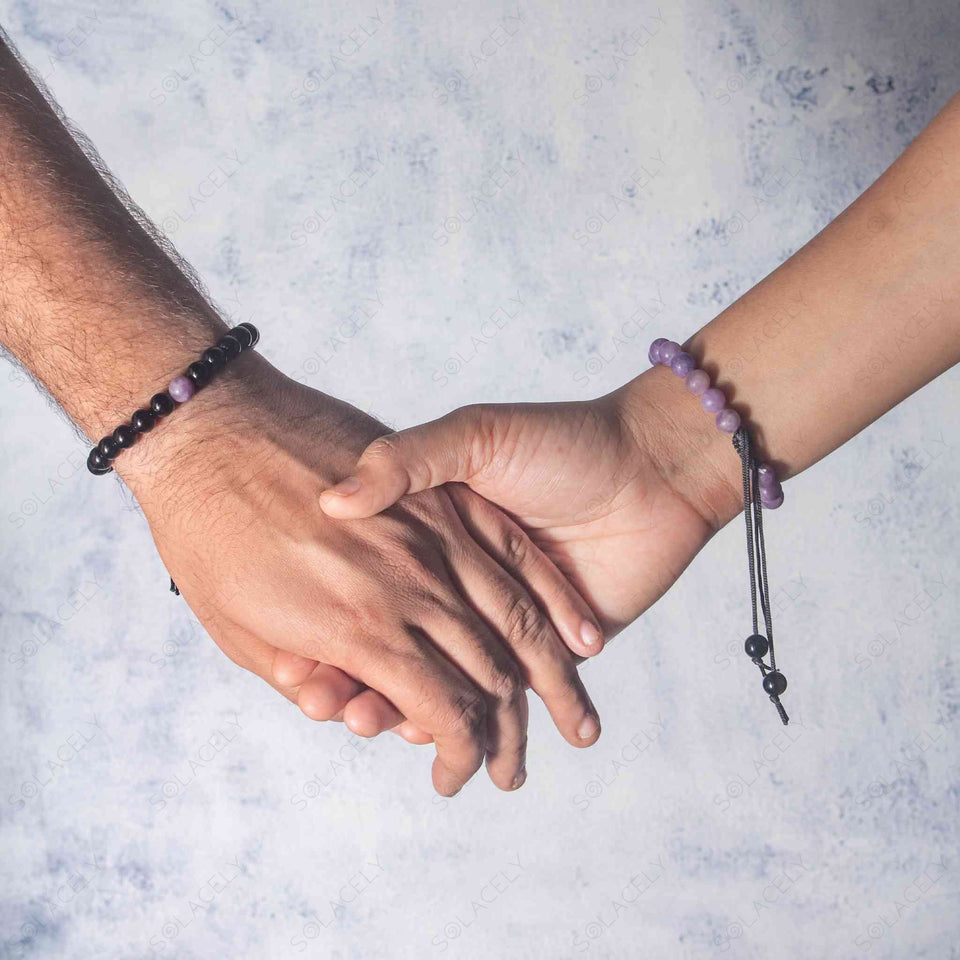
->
(272, 649), (322, 686)
(224, 593), (491, 795)
(297, 662), (367, 721)
(391, 720), (434, 744)
(447, 483), (604, 659)
(329, 633), (489, 797)
(343, 687), (406, 736)
(419, 602), (529, 792)
(445, 530), (601, 750)
(318, 406), (487, 519)
(291, 658), (418, 737)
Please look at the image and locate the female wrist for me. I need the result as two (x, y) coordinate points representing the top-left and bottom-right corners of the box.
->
(611, 366), (745, 532)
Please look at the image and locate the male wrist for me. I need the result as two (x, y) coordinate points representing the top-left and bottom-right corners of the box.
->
(113, 348), (277, 496)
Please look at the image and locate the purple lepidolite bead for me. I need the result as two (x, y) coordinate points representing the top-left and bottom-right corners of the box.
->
(670, 351), (696, 377)
(761, 489), (784, 509)
(168, 375), (195, 404)
(685, 369), (710, 395)
(700, 387), (726, 413)
(716, 408), (741, 433)
(658, 341), (681, 365)
(757, 462), (777, 486)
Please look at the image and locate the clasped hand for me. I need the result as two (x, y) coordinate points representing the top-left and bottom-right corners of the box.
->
(266, 366), (740, 791)
(127, 358), (735, 796)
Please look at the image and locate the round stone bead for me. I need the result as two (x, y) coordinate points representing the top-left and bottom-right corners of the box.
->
(685, 369), (710, 395)
(670, 352), (696, 377)
(658, 341), (681, 365)
(700, 387), (726, 413)
(759, 475), (782, 497)
(112, 424), (136, 449)
(761, 490), (784, 510)
(757, 462), (777, 485)
(168, 375), (196, 404)
(230, 324), (253, 350)
(716, 408), (741, 433)
(131, 408), (156, 433)
(201, 346), (226, 371)
(87, 448), (113, 475)
(759, 476), (779, 496)
(97, 435), (120, 460)
(648, 338), (669, 365)
(185, 361), (210, 388)
(150, 393), (175, 417)
(744, 634), (769, 659)
(238, 322), (259, 347)
(762, 671), (788, 697)
(218, 334), (241, 360)
(759, 467), (782, 491)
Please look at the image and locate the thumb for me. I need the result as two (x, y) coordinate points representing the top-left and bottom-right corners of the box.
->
(319, 406), (486, 519)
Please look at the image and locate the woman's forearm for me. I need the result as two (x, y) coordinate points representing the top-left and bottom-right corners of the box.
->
(617, 92), (960, 526)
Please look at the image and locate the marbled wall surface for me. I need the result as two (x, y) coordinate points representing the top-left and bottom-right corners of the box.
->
(1, 1), (958, 957)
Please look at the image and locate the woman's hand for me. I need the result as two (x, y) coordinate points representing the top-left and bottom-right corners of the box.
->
(119, 359), (604, 795)
(300, 366), (745, 737)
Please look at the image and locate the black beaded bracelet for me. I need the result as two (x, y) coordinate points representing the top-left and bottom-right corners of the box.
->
(86, 322), (260, 476)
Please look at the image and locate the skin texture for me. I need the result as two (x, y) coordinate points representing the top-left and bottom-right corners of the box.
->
(0, 34), (608, 796)
(300, 91), (960, 738)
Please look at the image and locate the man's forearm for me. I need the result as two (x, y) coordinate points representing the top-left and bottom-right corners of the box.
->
(618, 92), (960, 526)
(0, 34), (240, 454)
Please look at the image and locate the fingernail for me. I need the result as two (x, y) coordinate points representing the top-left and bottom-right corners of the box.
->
(325, 476), (362, 498)
(580, 621), (602, 648)
(577, 715), (600, 741)
(511, 768), (527, 790)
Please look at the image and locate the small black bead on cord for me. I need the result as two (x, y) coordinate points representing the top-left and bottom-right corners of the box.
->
(733, 425), (789, 725)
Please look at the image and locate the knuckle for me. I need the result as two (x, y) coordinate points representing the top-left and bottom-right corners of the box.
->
(487, 662), (525, 704)
(444, 693), (487, 739)
(503, 530), (528, 566)
(502, 592), (550, 650)
(364, 434), (402, 465)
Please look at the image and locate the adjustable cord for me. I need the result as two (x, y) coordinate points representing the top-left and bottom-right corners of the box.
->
(733, 426), (788, 725)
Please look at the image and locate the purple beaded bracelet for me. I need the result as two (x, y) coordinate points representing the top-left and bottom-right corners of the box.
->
(649, 337), (789, 725)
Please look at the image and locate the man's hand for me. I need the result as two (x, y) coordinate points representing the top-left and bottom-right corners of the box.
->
(119, 360), (604, 795)
(0, 34), (604, 796)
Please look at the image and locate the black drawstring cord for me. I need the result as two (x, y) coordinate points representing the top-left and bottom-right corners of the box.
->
(170, 578), (180, 596)
(733, 426), (789, 725)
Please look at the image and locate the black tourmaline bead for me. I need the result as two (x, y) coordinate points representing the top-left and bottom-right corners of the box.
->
(744, 634), (769, 660)
(185, 361), (210, 388)
(113, 424), (136, 449)
(150, 392), (175, 417)
(218, 334), (241, 360)
(131, 408), (156, 433)
(238, 322), (259, 347)
(87, 448), (113, 475)
(230, 324), (253, 350)
(201, 346), (226, 371)
(762, 671), (787, 697)
(97, 435), (120, 460)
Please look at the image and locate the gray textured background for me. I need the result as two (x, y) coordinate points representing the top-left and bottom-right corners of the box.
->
(1, 1), (959, 957)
